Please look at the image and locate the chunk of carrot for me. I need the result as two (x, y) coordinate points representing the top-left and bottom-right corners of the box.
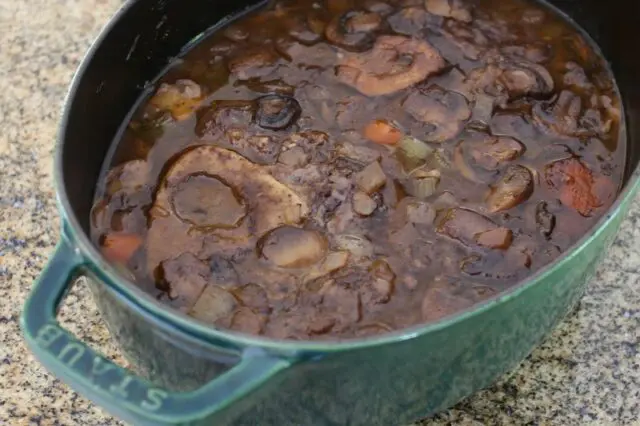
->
(363, 119), (402, 145)
(101, 233), (142, 264)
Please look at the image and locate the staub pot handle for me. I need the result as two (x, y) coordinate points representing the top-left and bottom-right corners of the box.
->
(21, 234), (291, 425)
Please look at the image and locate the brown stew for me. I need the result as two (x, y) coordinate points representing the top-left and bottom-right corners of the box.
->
(91, 0), (625, 340)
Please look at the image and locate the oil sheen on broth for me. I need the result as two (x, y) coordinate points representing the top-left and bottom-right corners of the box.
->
(91, 0), (625, 340)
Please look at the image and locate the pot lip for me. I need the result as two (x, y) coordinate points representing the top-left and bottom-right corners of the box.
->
(53, 0), (640, 353)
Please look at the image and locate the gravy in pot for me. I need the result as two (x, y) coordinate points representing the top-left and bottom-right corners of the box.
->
(91, 0), (625, 340)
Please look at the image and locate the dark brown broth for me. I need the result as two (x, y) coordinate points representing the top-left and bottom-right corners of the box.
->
(91, 0), (625, 340)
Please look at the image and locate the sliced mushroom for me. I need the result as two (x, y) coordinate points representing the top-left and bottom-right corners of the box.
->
(475, 227), (513, 250)
(255, 95), (301, 130)
(325, 10), (382, 50)
(354, 161), (387, 194)
(497, 60), (554, 99)
(469, 136), (525, 170)
(467, 58), (554, 101)
(148, 79), (204, 121)
(403, 86), (471, 143)
(437, 208), (510, 249)
(486, 165), (534, 212)
(334, 235), (374, 259)
(196, 100), (255, 138)
(336, 35), (445, 96)
(258, 226), (328, 268)
(532, 90), (583, 137)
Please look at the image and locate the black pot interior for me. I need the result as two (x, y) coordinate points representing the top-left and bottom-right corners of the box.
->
(61, 0), (640, 235)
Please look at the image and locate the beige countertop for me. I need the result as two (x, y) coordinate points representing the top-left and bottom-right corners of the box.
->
(0, 1), (639, 424)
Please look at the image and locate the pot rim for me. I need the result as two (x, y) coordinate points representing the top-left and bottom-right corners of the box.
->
(54, 0), (640, 352)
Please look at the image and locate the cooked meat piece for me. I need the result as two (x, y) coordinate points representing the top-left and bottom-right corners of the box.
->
(335, 95), (373, 129)
(255, 95), (301, 130)
(336, 141), (382, 164)
(278, 146), (310, 168)
(403, 86), (471, 143)
(228, 48), (280, 80)
(170, 174), (247, 228)
(189, 285), (238, 324)
(354, 161), (387, 194)
(334, 235), (374, 259)
(196, 100), (255, 138)
(486, 165), (534, 212)
(545, 158), (601, 216)
(146, 146), (309, 272)
(533, 201), (556, 237)
(388, 7), (435, 35)
(392, 197), (436, 229)
(498, 61), (554, 98)
(352, 191), (378, 216)
(259, 226), (328, 268)
(104, 160), (150, 197)
(148, 79), (204, 121)
(232, 283), (270, 313)
(303, 251), (351, 283)
(469, 93), (496, 127)
(563, 62), (593, 91)
(425, 0), (472, 22)
(320, 280), (362, 324)
(532, 90), (583, 137)
(159, 253), (210, 311)
(438, 208), (510, 249)
(336, 35), (446, 96)
(229, 308), (267, 335)
(325, 10), (383, 50)
(279, 131), (333, 166)
(469, 136), (525, 170)
(208, 255), (240, 287)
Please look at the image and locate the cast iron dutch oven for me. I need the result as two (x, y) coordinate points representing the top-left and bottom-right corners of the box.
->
(19, 0), (640, 424)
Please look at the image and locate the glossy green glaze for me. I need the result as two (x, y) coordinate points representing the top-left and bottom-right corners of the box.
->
(20, 0), (640, 424)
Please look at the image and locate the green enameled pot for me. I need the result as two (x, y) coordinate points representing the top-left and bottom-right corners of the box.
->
(20, 0), (640, 424)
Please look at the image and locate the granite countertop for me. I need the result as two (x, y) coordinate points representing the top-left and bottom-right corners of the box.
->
(0, 1), (638, 425)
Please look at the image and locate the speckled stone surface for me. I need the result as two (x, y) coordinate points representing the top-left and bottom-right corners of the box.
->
(0, 1), (638, 425)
